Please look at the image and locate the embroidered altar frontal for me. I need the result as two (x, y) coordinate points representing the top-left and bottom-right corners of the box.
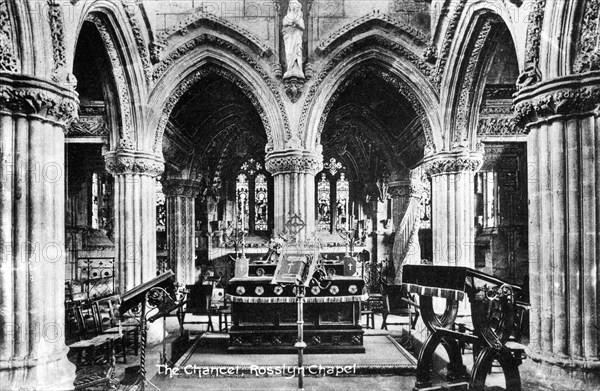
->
(226, 276), (366, 353)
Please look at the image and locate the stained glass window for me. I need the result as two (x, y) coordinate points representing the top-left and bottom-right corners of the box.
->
(254, 174), (268, 231)
(236, 173), (250, 230)
(336, 173), (349, 230)
(317, 173), (331, 231)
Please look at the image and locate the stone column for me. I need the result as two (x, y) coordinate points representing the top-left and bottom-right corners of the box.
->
(105, 149), (164, 293)
(162, 179), (200, 286)
(265, 149), (322, 239)
(0, 75), (78, 389)
(423, 148), (483, 267)
(514, 74), (600, 390)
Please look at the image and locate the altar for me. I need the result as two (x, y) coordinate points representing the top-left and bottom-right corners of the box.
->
(225, 259), (366, 354)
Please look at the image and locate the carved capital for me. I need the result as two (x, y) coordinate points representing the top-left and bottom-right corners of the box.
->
(265, 149), (323, 175)
(514, 73), (600, 126)
(162, 179), (201, 198)
(0, 74), (78, 126)
(104, 148), (165, 177)
(422, 149), (483, 176)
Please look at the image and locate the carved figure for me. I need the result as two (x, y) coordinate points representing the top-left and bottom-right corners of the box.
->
(282, 0), (305, 79)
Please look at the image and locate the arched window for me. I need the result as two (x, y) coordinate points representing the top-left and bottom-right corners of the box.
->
(316, 158), (351, 233)
(235, 159), (271, 233)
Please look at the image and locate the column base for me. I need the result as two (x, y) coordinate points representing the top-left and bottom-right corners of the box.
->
(0, 350), (76, 391)
(521, 350), (600, 391)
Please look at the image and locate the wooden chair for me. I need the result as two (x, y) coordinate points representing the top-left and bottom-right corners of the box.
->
(381, 285), (419, 331)
(361, 293), (384, 329)
(95, 296), (140, 356)
(181, 284), (214, 332)
(216, 295), (232, 332)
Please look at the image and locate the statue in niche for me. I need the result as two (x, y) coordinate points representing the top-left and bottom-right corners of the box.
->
(282, 0), (305, 79)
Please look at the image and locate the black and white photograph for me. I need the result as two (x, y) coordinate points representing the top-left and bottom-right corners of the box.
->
(0, 0), (598, 390)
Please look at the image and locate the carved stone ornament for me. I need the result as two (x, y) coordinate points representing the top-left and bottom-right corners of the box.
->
(48, 2), (67, 82)
(573, 0), (600, 73)
(0, 74), (78, 126)
(516, 0), (546, 89)
(265, 150), (323, 175)
(283, 76), (304, 102)
(68, 116), (109, 137)
(161, 179), (201, 198)
(121, 0), (152, 82)
(477, 117), (525, 136)
(422, 149), (483, 176)
(104, 148), (165, 177)
(432, 0), (469, 88)
(514, 75), (600, 126)
(0, 0), (20, 73)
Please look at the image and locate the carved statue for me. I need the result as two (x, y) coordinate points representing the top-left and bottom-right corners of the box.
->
(282, 0), (305, 79)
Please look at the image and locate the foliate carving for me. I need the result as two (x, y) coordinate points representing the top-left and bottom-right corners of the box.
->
(48, 2), (67, 82)
(514, 84), (600, 125)
(283, 77), (304, 102)
(423, 148), (483, 176)
(152, 10), (272, 63)
(432, 0), (468, 88)
(155, 65), (276, 154)
(104, 148), (164, 177)
(477, 117), (525, 136)
(122, 0), (152, 82)
(573, 0), (600, 73)
(315, 10), (429, 55)
(162, 179), (201, 198)
(0, 0), (20, 73)
(265, 151), (323, 175)
(517, 0), (546, 88)
(0, 74), (78, 125)
(87, 15), (134, 149)
(454, 19), (493, 143)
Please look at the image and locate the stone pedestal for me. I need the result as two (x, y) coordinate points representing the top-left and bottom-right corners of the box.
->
(105, 149), (164, 293)
(163, 179), (200, 286)
(514, 73), (600, 390)
(423, 149), (483, 267)
(265, 149), (322, 239)
(0, 75), (78, 390)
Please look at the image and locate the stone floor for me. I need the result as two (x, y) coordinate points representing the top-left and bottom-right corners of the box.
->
(98, 313), (509, 391)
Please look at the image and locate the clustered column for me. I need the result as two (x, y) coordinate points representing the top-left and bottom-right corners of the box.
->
(423, 148), (483, 267)
(105, 149), (164, 293)
(265, 149), (323, 239)
(514, 74), (600, 389)
(162, 179), (200, 286)
(0, 75), (78, 389)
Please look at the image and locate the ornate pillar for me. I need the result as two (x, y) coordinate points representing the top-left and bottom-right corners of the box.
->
(423, 148), (483, 267)
(162, 179), (200, 286)
(0, 75), (78, 389)
(514, 74), (600, 390)
(105, 149), (164, 293)
(265, 149), (322, 239)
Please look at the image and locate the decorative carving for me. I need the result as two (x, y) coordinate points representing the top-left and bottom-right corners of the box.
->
(265, 151), (323, 175)
(48, 2), (67, 82)
(121, 0), (152, 82)
(0, 74), (78, 126)
(162, 179), (201, 198)
(454, 19), (494, 143)
(423, 150), (483, 176)
(68, 116), (109, 137)
(0, 0), (19, 72)
(299, 35), (433, 143)
(573, 0), (600, 73)
(154, 65), (278, 154)
(477, 117), (525, 136)
(151, 10), (272, 63)
(516, 0), (546, 89)
(514, 84), (600, 125)
(87, 15), (134, 149)
(315, 9), (429, 55)
(104, 148), (164, 177)
(282, 0), (305, 79)
(283, 77), (304, 102)
(432, 0), (469, 87)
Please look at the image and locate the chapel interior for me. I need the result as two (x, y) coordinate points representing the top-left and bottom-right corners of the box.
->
(0, 0), (598, 390)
